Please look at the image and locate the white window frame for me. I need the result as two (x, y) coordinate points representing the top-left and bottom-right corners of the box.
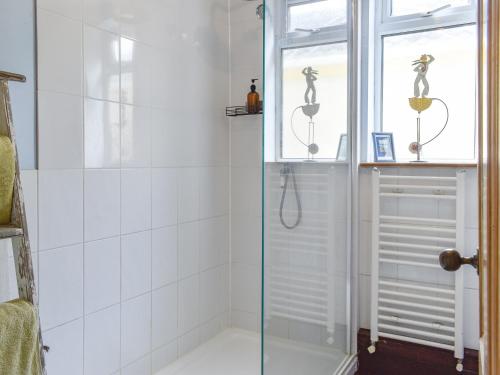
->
(271, 0), (479, 163)
(275, 0), (349, 162)
(371, 0), (478, 161)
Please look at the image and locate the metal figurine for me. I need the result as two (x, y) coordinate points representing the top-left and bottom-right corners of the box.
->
(412, 54), (435, 98)
(289, 66), (322, 160)
(408, 54), (449, 162)
(302, 66), (318, 104)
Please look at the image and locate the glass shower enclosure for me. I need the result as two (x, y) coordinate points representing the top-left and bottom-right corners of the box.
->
(261, 0), (357, 374)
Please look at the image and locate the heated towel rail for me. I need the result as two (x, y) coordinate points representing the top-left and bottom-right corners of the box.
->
(369, 169), (466, 372)
(264, 166), (340, 345)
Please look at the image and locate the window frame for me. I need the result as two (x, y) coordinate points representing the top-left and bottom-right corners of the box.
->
(272, 0), (479, 163)
(275, 0), (349, 162)
(372, 0), (478, 161)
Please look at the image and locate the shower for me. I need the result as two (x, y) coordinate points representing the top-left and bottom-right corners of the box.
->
(242, 0), (264, 19)
(279, 164), (302, 229)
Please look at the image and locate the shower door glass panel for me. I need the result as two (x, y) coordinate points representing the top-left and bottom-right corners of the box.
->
(263, 1), (352, 374)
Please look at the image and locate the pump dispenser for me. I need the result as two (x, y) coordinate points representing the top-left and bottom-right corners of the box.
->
(247, 79), (260, 114)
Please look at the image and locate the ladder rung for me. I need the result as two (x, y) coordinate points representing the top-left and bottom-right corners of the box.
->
(0, 226), (23, 239)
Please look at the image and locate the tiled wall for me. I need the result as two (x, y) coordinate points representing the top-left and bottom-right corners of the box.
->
(229, 0), (264, 332)
(2, 1), (231, 374)
(358, 167), (480, 350)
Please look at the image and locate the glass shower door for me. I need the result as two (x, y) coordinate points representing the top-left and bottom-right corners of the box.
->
(261, 1), (354, 374)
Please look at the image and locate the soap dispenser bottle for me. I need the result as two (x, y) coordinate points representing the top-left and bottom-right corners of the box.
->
(247, 79), (260, 114)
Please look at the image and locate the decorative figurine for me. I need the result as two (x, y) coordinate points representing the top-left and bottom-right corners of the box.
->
(413, 54), (434, 98)
(303, 66), (318, 104)
(408, 54), (449, 162)
(288, 66), (322, 160)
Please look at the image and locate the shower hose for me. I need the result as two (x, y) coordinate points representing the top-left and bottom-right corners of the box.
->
(279, 165), (302, 230)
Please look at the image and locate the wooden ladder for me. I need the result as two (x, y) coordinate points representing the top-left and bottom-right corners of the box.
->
(0, 71), (46, 374)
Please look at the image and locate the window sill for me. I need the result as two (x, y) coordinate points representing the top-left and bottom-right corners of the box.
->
(359, 162), (478, 168)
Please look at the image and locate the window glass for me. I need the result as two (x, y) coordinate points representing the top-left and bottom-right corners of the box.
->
(382, 25), (477, 160)
(390, 0), (471, 17)
(288, 0), (346, 32)
(281, 43), (347, 159)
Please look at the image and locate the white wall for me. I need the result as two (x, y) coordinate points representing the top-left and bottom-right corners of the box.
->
(229, 0), (264, 332)
(0, 0), (37, 169)
(2, 1), (231, 374)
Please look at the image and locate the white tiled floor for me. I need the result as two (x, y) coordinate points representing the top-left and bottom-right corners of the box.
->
(156, 329), (347, 375)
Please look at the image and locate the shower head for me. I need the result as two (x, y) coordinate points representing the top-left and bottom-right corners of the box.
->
(256, 4), (264, 19)
(242, 0), (264, 20)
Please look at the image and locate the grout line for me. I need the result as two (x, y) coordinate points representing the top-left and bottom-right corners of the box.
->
(80, 16), (86, 374)
(117, 30), (124, 372)
(176, 167), (180, 360)
(150, 105), (154, 374)
(227, 0), (233, 330)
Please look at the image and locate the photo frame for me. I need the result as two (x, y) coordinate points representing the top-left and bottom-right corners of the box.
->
(372, 132), (396, 162)
(336, 134), (348, 161)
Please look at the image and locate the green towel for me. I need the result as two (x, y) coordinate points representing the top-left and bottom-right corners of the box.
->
(0, 299), (41, 375)
(0, 135), (15, 224)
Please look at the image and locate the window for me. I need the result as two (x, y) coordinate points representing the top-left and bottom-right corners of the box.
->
(389, 0), (471, 17)
(281, 43), (348, 159)
(375, 0), (477, 161)
(287, 0), (347, 32)
(278, 0), (348, 161)
(271, 0), (478, 162)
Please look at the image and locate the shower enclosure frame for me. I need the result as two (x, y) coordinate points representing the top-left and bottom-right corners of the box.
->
(261, 0), (361, 373)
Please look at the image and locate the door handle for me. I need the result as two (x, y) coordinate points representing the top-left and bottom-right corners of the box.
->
(439, 249), (479, 274)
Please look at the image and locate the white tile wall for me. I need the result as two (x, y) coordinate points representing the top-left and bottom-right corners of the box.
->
(229, 0), (264, 333)
(83, 25), (120, 102)
(84, 305), (121, 375)
(152, 284), (178, 350)
(38, 170), (83, 250)
(151, 226), (178, 289)
(121, 231), (152, 301)
(84, 169), (121, 241)
(44, 319), (84, 375)
(121, 104), (152, 168)
(84, 237), (121, 314)
(83, 0), (120, 34)
(84, 98), (121, 168)
(120, 168), (152, 234)
(152, 341), (178, 374)
(38, 91), (83, 169)
(33, 0), (231, 374)
(178, 275), (200, 335)
(179, 222), (199, 280)
(121, 293), (152, 366)
(39, 244), (84, 330)
(151, 168), (178, 229)
(37, 9), (82, 95)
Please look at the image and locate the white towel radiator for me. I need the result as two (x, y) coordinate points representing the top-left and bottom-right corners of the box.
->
(369, 169), (466, 372)
(264, 165), (340, 345)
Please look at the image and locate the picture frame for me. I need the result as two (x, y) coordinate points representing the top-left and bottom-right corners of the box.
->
(372, 132), (396, 162)
(336, 133), (348, 161)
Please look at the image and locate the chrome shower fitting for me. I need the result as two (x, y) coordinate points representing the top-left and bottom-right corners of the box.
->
(256, 4), (264, 19)
(279, 164), (302, 230)
(242, 0), (264, 20)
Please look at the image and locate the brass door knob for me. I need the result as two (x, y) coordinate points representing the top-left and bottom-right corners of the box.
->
(439, 249), (479, 273)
